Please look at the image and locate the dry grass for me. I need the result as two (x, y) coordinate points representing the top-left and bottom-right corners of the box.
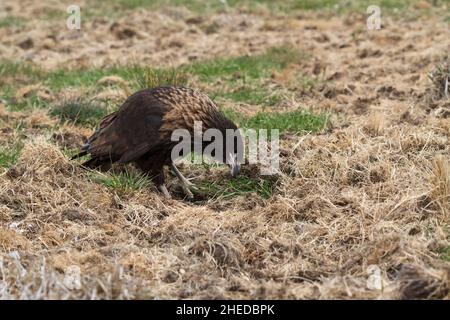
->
(429, 60), (450, 101)
(0, 1), (449, 300)
(0, 115), (448, 299)
(432, 155), (450, 217)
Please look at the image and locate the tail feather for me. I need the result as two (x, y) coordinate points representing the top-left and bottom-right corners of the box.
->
(72, 112), (118, 166)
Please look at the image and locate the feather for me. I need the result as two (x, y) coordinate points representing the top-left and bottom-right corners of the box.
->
(72, 86), (241, 196)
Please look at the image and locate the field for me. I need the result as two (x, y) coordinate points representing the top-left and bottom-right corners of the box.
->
(0, 0), (449, 299)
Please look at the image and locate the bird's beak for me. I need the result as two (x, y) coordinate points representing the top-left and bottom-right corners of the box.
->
(228, 153), (241, 178)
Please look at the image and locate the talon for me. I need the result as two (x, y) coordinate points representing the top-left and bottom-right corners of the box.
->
(183, 186), (194, 199)
(171, 162), (197, 198)
(158, 184), (171, 199)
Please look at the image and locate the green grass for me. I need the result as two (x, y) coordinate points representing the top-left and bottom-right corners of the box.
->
(197, 175), (275, 200)
(132, 67), (189, 90)
(220, 87), (281, 106)
(440, 246), (450, 261)
(8, 94), (50, 112)
(1, 47), (308, 107)
(0, 61), (43, 79)
(223, 109), (328, 134)
(187, 47), (306, 105)
(0, 145), (22, 168)
(190, 47), (304, 81)
(49, 99), (108, 126)
(1, 47), (326, 134)
(45, 66), (136, 91)
(0, 1), (445, 31)
(0, 61), (51, 111)
(0, 61), (44, 99)
(88, 0), (445, 17)
(0, 16), (24, 28)
(90, 169), (150, 192)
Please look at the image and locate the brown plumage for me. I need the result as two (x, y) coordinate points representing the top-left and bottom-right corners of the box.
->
(72, 86), (241, 198)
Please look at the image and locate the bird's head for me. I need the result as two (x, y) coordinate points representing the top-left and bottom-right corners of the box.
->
(203, 111), (243, 178)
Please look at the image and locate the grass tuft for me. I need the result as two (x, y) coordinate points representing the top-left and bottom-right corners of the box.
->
(91, 169), (150, 192)
(197, 176), (275, 200)
(49, 99), (108, 126)
(131, 67), (190, 90)
(0, 145), (22, 168)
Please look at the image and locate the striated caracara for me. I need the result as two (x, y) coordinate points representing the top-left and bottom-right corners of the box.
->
(72, 86), (243, 198)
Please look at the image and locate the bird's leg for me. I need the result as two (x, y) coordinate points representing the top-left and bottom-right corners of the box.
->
(171, 162), (194, 186)
(170, 162), (196, 198)
(135, 157), (171, 199)
(158, 184), (171, 199)
(154, 171), (171, 199)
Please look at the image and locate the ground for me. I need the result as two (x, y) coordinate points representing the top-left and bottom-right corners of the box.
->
(0, 0), (449, 299)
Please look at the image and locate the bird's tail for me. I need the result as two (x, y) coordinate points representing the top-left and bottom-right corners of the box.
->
(71, 112), (118, 161)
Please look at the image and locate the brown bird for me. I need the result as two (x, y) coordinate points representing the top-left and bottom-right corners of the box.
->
(72, 86), (242, 198)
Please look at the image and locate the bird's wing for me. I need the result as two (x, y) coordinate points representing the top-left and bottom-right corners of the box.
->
(98, 111), (118, 130)
(86, 90), (167, 163)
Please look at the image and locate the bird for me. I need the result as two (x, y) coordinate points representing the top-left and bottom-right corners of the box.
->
(72, 86), (242, 198)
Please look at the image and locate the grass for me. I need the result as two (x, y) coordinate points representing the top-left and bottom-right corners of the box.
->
(220, 87), (281, 106)
(128, 46), (306, 105)
(0, 0), (340, 23)
(8, 94), (49, 112)
(428, 61), (450, 99)
(440, 246), (450, 261)
(0, 61), (43, 99)
(1, 47), (309, 107)
(0, 145), (22, 168)
(132, 67), (190, 90)
(85, 0), (446, 17)
(0, 16), (24, 28)
(90, 169), (150, 192)
(197, 175), (275, 200)
(49, 99), (108, 126)
(0, 1), (446, 32)
(2, 47), (327, 135)
(223, 109), (328, 134)
(189, 47), (304, 81)
(187, 47), (307, 105)
(0, 61), (43, 80)
(44, 66), (136, 92)
(1, 1), (449, 301)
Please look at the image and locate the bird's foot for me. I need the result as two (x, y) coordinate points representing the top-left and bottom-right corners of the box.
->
(158, 184), (171, 199)
(180, 182), (198, 199)
(170, 162), (198, 199)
